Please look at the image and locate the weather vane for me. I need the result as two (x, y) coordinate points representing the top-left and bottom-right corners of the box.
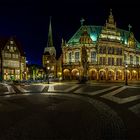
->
(80, 18), (85, 26)
(128, 24), (132, 32)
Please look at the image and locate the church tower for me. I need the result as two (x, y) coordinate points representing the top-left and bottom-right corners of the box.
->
(42, 17), (57, 79)
(44, 17), (56, 56)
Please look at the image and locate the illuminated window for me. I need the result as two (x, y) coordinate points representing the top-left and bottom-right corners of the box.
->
(9, 53), (11, 58)
(69, 52), (72, 63)
(4, 53), (8, 57)
(99, 57), (102, 64)
(15, 70), (20, 74)
(7, 46), (9, 49)
(3, 60), (19, 67)
(103, 57), (106, 65)
(130, 55), (133, 64)
(16, 54), (19, 58)
(124, 54), (127, 64)
(108, 58), (111, 65)
(4, 69), (6, 73)
(12, 54), (15, 58)
(75, 52), (79, 62)
(14, 47), (16, 50)
(108, 58), (114, 65)
(120, 59), (122, 65)
(112, 58), (114, 65)
(100, 57), (106, 65)
(10, 41), (14, 44)
(11, 70), (14, 74)
(116, 48), (122, 55)
(51, 66), (54, 70)
(108, 47), (114, 54)
(116, 58), (122, 66)
(91, 51), (96, 62)
(4, 53), (11, 58)
(136, 56), (139, 65)
(99, 46), (106, 54)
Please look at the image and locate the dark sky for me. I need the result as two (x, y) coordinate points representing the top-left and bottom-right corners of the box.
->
(0, 1), (139, 65)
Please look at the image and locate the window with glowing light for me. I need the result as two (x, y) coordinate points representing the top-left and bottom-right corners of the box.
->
(10, 41), (14, 44)
(116, 58), (122, 66)
(130, 55), (133, 64)
(69, 52), (72, 63)
(136, 56), (139, 65)
(75, 52), (79, 62)
(100, 57), (106, 65)
(91, 51), (96, 62)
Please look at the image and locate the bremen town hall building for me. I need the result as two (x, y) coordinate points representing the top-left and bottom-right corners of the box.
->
(62, 10), (140, 81)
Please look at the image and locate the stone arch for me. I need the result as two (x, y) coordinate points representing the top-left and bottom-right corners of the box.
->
(89, 69), (97, 80)
(63, 69), (70, 80)
(71, 69), (79, 80)
(116, 70), (123, 80)
(108, 69), (115, 80)
(131, 70), (138, 80)
(139, 70), (140, 80)
(126, 70), (131, 80)
(99, 69), (106, 80)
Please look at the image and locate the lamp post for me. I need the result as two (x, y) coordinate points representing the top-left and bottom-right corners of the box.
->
(125, 64), (128, 85)
(6, 72), (8, 81)
(47, 66), (50, 84)
(138, 64), (139, 80)
(24, 71), (27, 80)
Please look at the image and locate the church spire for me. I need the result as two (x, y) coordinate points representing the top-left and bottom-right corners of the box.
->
(44, 16), (56, 56)
(47, 16), (53, 47)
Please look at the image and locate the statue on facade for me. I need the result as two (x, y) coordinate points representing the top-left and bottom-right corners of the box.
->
(80, 45), (89, 83)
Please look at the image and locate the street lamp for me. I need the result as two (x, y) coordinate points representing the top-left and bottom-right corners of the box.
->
(24, 71), (27, 80)
(5, 72), (8, 80)
(125, 64), (128, 85)
(47, 67), (50, 84)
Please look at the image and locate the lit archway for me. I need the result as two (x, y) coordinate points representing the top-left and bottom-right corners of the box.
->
(71, 69), (79, 80)
(126, 70), (131, 80)
(99, 69), (106, 80)
(108, 69), (115, 80)
(132, 70), (138, 80)
(89, 69), (97, 80)
(63, 69), (70, 80)
(116, 70), (122, 80)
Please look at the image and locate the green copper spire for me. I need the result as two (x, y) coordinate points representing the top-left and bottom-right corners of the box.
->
(47, 16), (53, 47)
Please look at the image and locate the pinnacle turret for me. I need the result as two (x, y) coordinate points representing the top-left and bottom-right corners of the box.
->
(108, 9), (114, 24)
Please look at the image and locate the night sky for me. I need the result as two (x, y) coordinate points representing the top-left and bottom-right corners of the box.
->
(0, 1), (139, 65)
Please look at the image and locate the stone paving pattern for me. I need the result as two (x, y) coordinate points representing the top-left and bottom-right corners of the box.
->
(115, 87), (140, 98)
(0, 82), (140, 139)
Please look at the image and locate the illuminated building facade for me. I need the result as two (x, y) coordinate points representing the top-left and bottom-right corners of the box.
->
(0, 37), (26, 81)
(62, 10), (140, 81)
